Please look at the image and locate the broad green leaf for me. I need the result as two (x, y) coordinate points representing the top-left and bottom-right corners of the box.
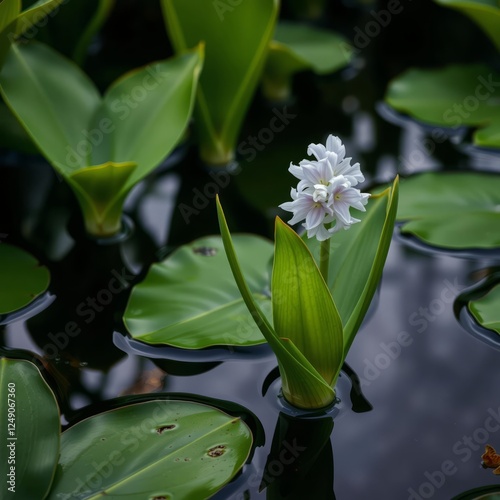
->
(263, 22), (352, 101)
(288, 0), (326, 19)
(123, 235), (273, 348)
(0, 0), (19, 35)
(469, 282), (500, 334)
(385, 64), (500, 148)
(217, 197), (335, 409)
(0, 244), (50, 315)
(396, 172), (500, 249)
(48, 400), (252, 499)
(305, 177), (399, 350)
(273, 218), (343, 385)
(435, 0), (500, 51)
(0, 41), (101, 172)
(0, 358), (60, 499)
(96, 47), (203, 191)
(0, 41), (203, 236)
(162, 0), (279, 164)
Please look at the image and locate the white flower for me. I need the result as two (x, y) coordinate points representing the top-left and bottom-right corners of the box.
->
(307, 134), (364, 187)
(279, 136), (370, 241)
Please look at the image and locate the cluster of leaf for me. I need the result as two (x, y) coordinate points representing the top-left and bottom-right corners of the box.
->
(0, 357), (253, 499)
(0, 0), (353, 237)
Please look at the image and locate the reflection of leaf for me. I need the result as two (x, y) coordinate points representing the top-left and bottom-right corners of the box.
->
(435, 0), (500, 51)
(0, 358), (60, 499)
(162, 0), (279, 164)
(396, 172), (500, 249)
(124, 235), (273, 348)
(48, 400), (253, 499)
(469, 283), (500, 334)
(0, 244), (50, 315)
(385, 64), (500, 148)
(0, 41), (203, 235)
(263, 22), (352, 101)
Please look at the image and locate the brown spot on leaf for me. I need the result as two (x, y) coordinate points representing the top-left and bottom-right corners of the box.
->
(207, 445), (226, 457)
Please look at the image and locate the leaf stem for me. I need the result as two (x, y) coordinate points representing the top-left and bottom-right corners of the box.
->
(319, 237), (330, 285)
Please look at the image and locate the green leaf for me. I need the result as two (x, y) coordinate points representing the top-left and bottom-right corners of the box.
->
(263, 22), (352, 101)
(0, 358), (60, 499)
(68, 161), (137, 236)
(434, 0), (500, 51)
(273, 218), (343, 385)
(123, 235), (273, 348)
(469, 282), (500, 334)
(305, 177), (399, 350)
(0, 244), (50, 315)
(0, 41), (203, 236)
(0, 0), (20, 35)
(396, 172), (500, 249)
(0, 41), (101, 172)
(452, 485), (500, 500)
(162, 0), (279, 164)
(96, 45), (203, 191)
(385, 64), (500, 148)
(217, 197), (335, 409)
(47, 400), (252, 499)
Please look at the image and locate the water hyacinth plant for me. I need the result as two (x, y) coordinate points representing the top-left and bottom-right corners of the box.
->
(217, 136), (399, 409)
(0, 40), (203, 236)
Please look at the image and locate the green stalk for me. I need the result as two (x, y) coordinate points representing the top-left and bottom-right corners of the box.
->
(319, 236), (330, 285)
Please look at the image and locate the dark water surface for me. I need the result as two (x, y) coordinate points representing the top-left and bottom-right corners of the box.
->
(4, 233), (500, 499)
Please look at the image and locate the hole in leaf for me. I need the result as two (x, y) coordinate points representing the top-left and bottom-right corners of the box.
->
(156, 424), (177, 434)
(193, 247), (217, 256)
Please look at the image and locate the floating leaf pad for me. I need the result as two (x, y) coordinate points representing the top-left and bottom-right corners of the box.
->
(385, 64), (500, 148)
(0, 244), (50, 315)
(47, 400), (253, 499)
(0, 358), (60, 499)
(469, 282), (500, 334)
(397, 172), (500, 249)
(124, 235), (273, 348)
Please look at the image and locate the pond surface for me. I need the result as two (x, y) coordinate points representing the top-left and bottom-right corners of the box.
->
(3, 229), (500, 500)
